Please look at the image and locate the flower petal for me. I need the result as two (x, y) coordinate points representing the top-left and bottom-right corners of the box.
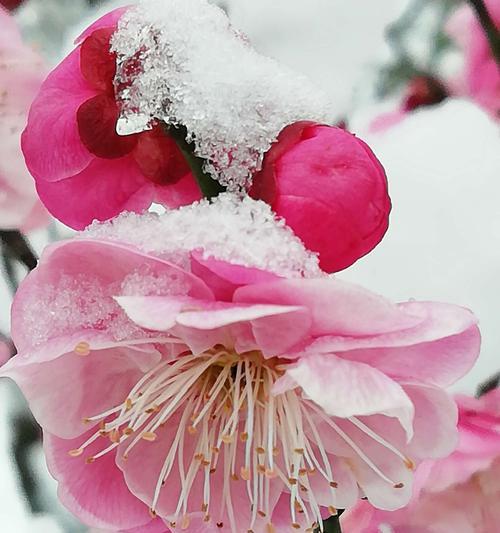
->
(45, 430), (153, 530)
(35, 156), (152, 230)
(2, 340), (161, 439)
(277, 353), (414, 436)
(234, 278), (421, 337)
(117, 417), (282, 531)
(21, 48), (95, 182)
(305, 302), (481, 387)
(11, 239), (212, 352)
(190, 252), (279, 301)
(75, 7), (129, 44)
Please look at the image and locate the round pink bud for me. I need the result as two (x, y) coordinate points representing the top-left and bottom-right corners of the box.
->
(250, 121), (391, 273)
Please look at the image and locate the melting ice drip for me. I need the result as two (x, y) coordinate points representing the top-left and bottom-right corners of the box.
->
(111, 0), (334, 191)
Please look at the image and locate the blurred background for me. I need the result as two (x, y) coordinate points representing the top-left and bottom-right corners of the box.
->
(0, 0), (499, 530)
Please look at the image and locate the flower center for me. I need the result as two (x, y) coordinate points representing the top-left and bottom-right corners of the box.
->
(70, 345), (413, 531)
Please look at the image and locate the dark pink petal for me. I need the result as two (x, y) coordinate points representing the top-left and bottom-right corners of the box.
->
(190, 252), (279, 301)
(35, 156), (153, 229)
(45, 430), (153, 530)
(21, 47), (96, 182)
(75, 7), (129, 44)
(234, 278), (421, 337)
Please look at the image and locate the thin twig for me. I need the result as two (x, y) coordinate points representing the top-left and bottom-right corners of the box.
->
(467, 0), (500, 66)
(0, 231), (38, 271)
(477, 371), (500, 397)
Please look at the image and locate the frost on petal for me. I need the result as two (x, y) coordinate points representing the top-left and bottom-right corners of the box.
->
(111, 0), (334, 191)
(83, 194), (321, 278)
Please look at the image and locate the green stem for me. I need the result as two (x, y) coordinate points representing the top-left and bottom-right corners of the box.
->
(467, 0), (500, 66)
(168, 126), (226, 200)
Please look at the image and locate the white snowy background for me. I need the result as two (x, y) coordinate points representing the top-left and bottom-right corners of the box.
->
(0, 0), (498, 530)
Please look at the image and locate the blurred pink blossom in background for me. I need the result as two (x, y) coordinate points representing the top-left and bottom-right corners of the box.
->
(0, 6), (49, 232)
(447, 0), (500, 119)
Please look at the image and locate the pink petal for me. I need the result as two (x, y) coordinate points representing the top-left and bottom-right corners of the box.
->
(116, 295), (303, 330)
(153, 172), (202, 209)
(35, 155), (153, 230)
(304, 302), (480, 387)
(403, 384), (458, 459)
(11, 239), (212, 352)
(45, 430), (152, 530)
(117, 417), (283, 531)
(276, 353), (414, 436)
(75, 7), (129, 44)
(190, 252), (279, 301)
(234, 278), (421, 337)
(2, 338), (161, 439)
(22, 48), (96, 182)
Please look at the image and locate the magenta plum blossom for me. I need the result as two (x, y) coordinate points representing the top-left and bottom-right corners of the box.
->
(447, 0), (500, 120)
(341, 388), (500, 533)
(0, 6), (49, 231)
(250, 122), (391, 273)
(21, 8), (200, 230)
(1, 200), (480, 532)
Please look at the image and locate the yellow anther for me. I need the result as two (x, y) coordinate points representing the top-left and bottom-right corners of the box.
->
(68, 448), (83, 457)
(240, 467), (251, 480)
(141, 431), (157, 442)
(74, 342), (90, 356)
(404, 457), (416, 471)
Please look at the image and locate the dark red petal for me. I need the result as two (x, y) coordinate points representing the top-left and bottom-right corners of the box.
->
(77, 94), (138, 159)
(80, 27), (117, 93)
(0, 0), (24, 10)
(403, 76), (448, 112)
(133, 126), (191, 185)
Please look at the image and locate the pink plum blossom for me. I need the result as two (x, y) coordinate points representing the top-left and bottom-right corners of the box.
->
(341, 388), (500, 533)
(447, 0), (500, 119)
(21, 8), (200, 230)
(0, 6), (49, 231)
(250, 122), (391, 273)
(0, 207), (480, 533)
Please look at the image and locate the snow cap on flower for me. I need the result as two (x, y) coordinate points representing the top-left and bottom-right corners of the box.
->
(0, 6), (49, 231)
(112, 0), (334, 191)
(1, 202), (481, 532)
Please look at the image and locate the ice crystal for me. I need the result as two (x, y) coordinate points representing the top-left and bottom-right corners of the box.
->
(20, 266), (190, 348)
(83, 194), (321, 278)
(111, 0), (334, 190)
